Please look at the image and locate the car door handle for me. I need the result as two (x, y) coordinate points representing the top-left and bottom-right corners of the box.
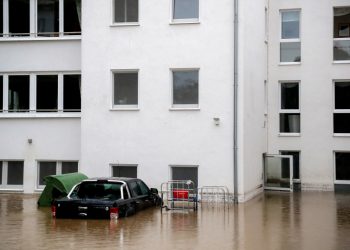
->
(78, 206), (88, 210)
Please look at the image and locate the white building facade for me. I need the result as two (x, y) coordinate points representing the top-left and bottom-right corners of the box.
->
(0, 0), (348, 201)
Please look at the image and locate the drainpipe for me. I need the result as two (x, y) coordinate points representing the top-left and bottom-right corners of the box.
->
(233, 0), (239, 203)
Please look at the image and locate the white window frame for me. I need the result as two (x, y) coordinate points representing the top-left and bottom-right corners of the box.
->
(279, 9), (301, 65)
(170, 68), (200, 110)
(0, 0), (81, 39)
(37, 160), (79, 189)
(111, 0), (140, 26)
(0, 160), (24, 191)
(111, 69), (139, 111)
(279, 150), (301, 183)
(0, 72), (81, 118)
(279, 81), (300, 136)
(333, 80), (350, 136)
(334, 151), (350, 184)
(170, 0), (200, 24)
(110, 164), (138, 177)
(333, 7), (350, 63)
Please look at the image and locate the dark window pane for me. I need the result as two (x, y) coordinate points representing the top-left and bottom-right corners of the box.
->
(112, 166), (137, 178)
(173, 0), (199, 19)
(334, 8), (350, 38)
(7, 161), (24, 185)
(63, 75), (81, 111)
(37, 75), (58, 111)
(39, 162), (56, 185)
(126, 0), (138, 22)
(335, 82), (350, 109)
(114, 73), (138, 105)
(281, 11), (300, 39)
(281, 42), (301, 62)
(9, 0), (30, 36)
(0, 76), (3, 111)
(137, 180), (149, 195)
(114, 0), (126, 22)
(173, 71), (198, 105)
(281, 151), (300, 179)
(334, 114), (350, 133)
(334, 40), (350, 61)
(280, 114), (300, 133)
(281, 82), (299, 109)
(64, 0), (81, 34)
(129, 181), (142, 196)
(62, 162), (78, 174)
(8, 75), (30, 112)
(0, 0), (3, 35)
(336, 153), (350, 180)
(38, 0), (59, 36)
(0, 162), (2, 185)
(172, 167), (198, 188)
(77, 182), (122, 200)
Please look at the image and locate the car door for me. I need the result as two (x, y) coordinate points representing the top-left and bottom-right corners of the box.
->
(128, 180), (148, 211)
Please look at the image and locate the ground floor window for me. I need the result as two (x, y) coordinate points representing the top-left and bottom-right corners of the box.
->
(280, 151), (300, 180)
(38, 161), (78, 188)
(335, 152), (350, 183)
(111, 165), (137, 178)
(171, 166), (198, 188)
(0, 161), (24, 189)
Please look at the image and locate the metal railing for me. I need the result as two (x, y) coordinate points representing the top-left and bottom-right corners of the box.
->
(198, 186), (232, 207)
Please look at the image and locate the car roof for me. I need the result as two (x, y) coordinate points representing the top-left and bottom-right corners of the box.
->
(84, 177), (140, 183)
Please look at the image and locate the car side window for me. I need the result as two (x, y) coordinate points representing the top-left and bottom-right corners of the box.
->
(122, 184), (129, 199)
(69, 184), (80, 198)
(137, 180), (149, 196)
(129, 181), (142, 197)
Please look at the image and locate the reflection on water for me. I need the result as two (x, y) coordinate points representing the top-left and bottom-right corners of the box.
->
(1, 192), (350, 250)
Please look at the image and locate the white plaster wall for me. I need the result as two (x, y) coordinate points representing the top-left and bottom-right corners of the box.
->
(81, 0), (235, 191)
(268, 0), (350, 189)
(237, 0), (267, 201)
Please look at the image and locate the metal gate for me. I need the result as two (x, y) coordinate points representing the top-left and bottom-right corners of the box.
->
(198, 186), (232, 207)
(160, 180), (198, 211)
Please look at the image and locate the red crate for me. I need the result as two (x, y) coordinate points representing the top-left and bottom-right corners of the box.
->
(173, 189), (189, 199)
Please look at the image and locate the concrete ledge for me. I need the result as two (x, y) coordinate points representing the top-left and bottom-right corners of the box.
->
(301, 183), (334, 191)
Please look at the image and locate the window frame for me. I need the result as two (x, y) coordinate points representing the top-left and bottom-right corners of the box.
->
(0, 160), (24, 191)
(279, 9), (301, 65)
(279, 150), (301, 182)
(37, 160), (79, 189)
(279, 81), (301, 136)
(170, 68), (200, 110)
(333, 6), (350, 63)
(334, 151), (350, 184)
(111, 69), (139, 110)
(170, 0), (200, 24)
(110, 164), (138, 178)
(333, 80), (350, 136)
(111, 0), (140, 26)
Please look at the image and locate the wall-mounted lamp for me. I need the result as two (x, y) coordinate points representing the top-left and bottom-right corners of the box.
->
(213, 117), (220, 126)
(28, 139), (33, 144)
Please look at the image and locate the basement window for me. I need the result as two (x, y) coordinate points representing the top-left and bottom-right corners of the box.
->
(114, 0), (139, 23)
(334, 82), (350, 134)
(335, 152), (350, 182)
(37, 0), (59, 36)
(37, 75), (58, 112)
(38, 161), (78, 188)
(63, 75), (81, 112)
(9, 0), (30, 36)
(62, 162), (78, 174)
(0, 161), (24, 189)
(112, 165), (137, 178)
(64, 0), (81, 35)
(8, 75), (30, 112)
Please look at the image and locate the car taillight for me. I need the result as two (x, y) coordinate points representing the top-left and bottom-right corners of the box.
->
(51, 205), (56, 217)
(110, 207), (119, 220)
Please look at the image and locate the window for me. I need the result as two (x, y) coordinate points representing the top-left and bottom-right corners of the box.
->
(38, 161), (78, 187)
(334, 81), (350, 134)
(172, 0), (199, 21)
(280, 151), (300, 180)
(0, 161), (24, 189)
(334, 7), (350, 61)
(172, 69), (199, 108)
(113, 71), (138, 108)
(0, 73), (81, 114)
(8, 75), (30, 112)
(1, 0), (81, 37)
(37, 75), (58, 112)
(129, 181), (142, 196)
(335, 152), (350, 182)
(280, 10), (301, 63)
(63, 75), (81, 112)
(112, 165), (137, 178)
(172, 166), (198, 188)
(114, 0), (138, 23)
(280, 82), (300, 134)
(137, 180), (149, 195)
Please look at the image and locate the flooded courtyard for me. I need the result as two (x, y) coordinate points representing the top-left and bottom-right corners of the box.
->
(1, 192), (350, 250)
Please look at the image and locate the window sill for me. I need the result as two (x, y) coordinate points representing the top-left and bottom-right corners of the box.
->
(110, 107), (140, 111)
(169, 107), (200, 111)
(278, 133), (300, 137)
(170, 19), (200, 25)
(0, 188), (24, 192)
(279, 62), (301, 66)
(333, 133), (350, 137)
(0, 36), (81, 42)
(333, 61), (350, 64)
(110, 22), (140, 27)
(334, 181), (350, 185)
(0, 112), (81, 118)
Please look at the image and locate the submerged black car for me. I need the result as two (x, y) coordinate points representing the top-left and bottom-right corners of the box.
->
(52, 177), (162, 219)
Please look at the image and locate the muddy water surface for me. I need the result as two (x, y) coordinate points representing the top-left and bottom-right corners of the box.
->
(1, 192), (350, 250)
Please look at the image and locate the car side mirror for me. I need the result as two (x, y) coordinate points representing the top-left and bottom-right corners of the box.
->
(150, 188), (158, 194)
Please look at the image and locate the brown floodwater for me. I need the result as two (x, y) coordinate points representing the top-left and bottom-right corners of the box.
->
(1, 192), (350, 250)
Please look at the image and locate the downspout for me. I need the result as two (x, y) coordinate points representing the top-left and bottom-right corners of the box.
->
(233, 0), (239, 203)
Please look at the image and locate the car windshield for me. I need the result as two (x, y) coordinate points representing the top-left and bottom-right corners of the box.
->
(75, 182), (123, 200)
